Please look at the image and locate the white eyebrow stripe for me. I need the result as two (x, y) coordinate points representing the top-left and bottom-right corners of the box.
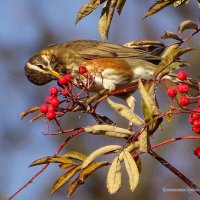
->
(27, 62), (49, 73)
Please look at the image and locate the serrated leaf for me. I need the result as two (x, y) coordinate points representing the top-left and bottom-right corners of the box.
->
(123, 150), (139, 191)
(138, 128), (147, 152)
(160, 31), (182, 41)
(51, 164), (82, 194)
(76, 0), (106, 24)
(84, 124), (133, 138)
(67, 161), (108, 197)
(62, 151), (87, 161)
(144, 0), (176, 18)
(82, 145), (121, 168)
(177, 20), (198, 34)
(107, 98), (144, 126)
(116, 0), (126, 14)
(138, 79), (159, 116)
(30, 156), (73, 167)
(107, 157), (121, 194)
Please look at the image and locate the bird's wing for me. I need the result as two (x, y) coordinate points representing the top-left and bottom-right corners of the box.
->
(63, 40), (161, 63)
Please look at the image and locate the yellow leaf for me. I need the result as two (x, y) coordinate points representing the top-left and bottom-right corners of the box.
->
(107, 98), (144, 126)
(177, 20), (198, 34)
(106, 157), (121, 194)
(67, 161), (108, 197)
(138, 128), (147, 152)
(51, 164), (82, 194)
(82, 145), (121, 168)
(62, 151), (87, 161)
(84, 124), (133, 138)
(30, 156), (73, 167)
(138, 80), (160, 116)
(123, 150), (139, 191)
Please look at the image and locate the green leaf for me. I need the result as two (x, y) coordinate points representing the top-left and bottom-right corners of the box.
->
(123, 150), (139, 191)
(30, 156), (74, 167)
(177, 20), (198, 34)
(107, 157), (121, 194)
(67, 161), (108, 197)
(107, 98), (144, 126)
(138, 79), (160, 116)
(51, 164), (82, 194)
(82, 145), (121, 168)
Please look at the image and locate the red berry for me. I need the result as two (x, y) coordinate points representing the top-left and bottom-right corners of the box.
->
(79, 66), (87, 74)
(192, 126), (200, 134)
(50, 97), (60, 107)
(179, 96), (189, 106)
(46, 111), (56, 120)
(193, 119), (200, 128)
(49, 86), (59, 96)
(45, 96), (54, 104)
(48, 105), (55, 112)
(198, 99), (200, 107)
(61, 89), (70, 96)
(167, 88), (177, 98)
(194, 147), (200, 159)
(40, 104), (48, 113)
(177, 84), (189, 93)
(177, 71), (187, 80)
(58, 74), (72, 85)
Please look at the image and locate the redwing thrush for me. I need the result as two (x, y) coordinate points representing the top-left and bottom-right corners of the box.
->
(25, 40), (166, 91)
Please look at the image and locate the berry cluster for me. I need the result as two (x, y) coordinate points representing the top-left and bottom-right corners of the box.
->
(189, 108), (200, 134)
(39, 66), (89, 120)
(167, 71), (190, 106)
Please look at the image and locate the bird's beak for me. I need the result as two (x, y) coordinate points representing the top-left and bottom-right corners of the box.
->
(47, 66), (61, 79)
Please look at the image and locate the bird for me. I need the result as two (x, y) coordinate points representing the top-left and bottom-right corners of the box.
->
(24, 39), (166, 92)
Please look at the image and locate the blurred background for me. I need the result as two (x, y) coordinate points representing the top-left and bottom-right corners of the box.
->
(0, 0), (200, 200)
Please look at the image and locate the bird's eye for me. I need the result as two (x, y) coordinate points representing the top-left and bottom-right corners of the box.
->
(37, 64), (45, 70)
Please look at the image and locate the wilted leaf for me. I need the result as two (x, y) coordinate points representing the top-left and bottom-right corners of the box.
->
(107, 98), (144, 126)
(76, 0), (106, 24)
(116, 0), (126, 14)
(138, 79), (160, 116)
(51, 164), (82, 194)
(107, 157), (121, 194)
(160, 31), (182, 41)
(84, 124), (133, 138)
(30, 156), (74, 167)
(82, 145), (121, 168)
(67, 161), (108, 197)
(62, 151), (87, 161)
(177, 20), (198, 34)
(20, 106), (40, 119)
(144, 0), (176, 18)
(29, 113), (43, 123)
(123, 150), (139, 191)
(138, 128), (147, 152)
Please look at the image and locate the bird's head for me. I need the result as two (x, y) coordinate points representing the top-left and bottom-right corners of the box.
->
(24, 54), (67, 85)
